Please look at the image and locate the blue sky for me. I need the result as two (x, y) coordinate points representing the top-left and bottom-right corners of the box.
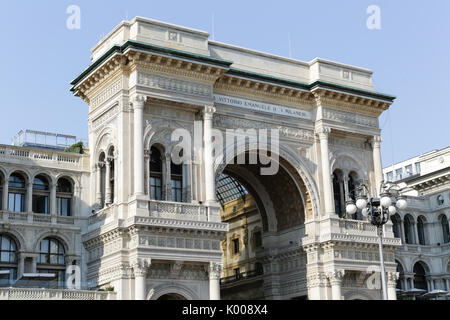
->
(1, 0), (449, 167)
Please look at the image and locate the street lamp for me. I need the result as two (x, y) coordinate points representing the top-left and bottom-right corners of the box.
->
(345, 180), (408, 300)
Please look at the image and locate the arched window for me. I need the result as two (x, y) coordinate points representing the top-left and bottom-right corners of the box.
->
(56, 178), (73, 216)
(108, 147), (115, 205)
(333, 170), (344, 217)
(171, 157), (183, 202)
(391, 214), (401, 239)
(347, 171), (360, 220)
(33, 175), (50, 214)
(441, 215), (450, 244)
(8, 173), (26, 212)
(413, 262), (428, 291)
(150, 146), (163, 200)
(0, 234), (18, 285)
(37, 238), (66, 288)
(417, 216), (426, 245)
(347, 172), (359, 201)
(437, 195), (444, 206)
(404, 215), (415, 244)
(98, 152), (106, 208)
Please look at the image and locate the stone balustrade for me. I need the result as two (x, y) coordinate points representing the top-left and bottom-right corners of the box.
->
(0, 288), (116, 300)
(0, 144), (83, 169)
(1, 210), (77, 226)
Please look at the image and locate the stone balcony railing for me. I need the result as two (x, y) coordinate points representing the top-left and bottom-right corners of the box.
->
(0, 210), (78, 226)
(0, 144), (85, 170)
(148, 200), (221, 222)
(88, 200), (223, 227)
(303, 216), (402, 247)
(0, 288), (116, 300)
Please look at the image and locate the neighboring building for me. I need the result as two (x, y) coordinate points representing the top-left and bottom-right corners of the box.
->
(383, 147), (450, 299)
(1, 16), (404, 300)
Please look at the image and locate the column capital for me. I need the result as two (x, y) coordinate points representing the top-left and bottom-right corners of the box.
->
(203, 105), (216, 119)
(208, 262), (222, 280)
(132, 95), (147, 109)
(387, 271), (399, 288)
(315, 126), (331, 139)
(327, 269), (345, 285)
(312, 90), (326, 107)
(132, 258), (151, 277)
(373, 135), (382, 145)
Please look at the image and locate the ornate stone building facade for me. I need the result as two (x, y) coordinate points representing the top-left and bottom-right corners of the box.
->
(0, 16), (403, 300)
(383, 147), (450, 299)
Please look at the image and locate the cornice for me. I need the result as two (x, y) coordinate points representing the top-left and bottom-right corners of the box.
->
(71, 40), (232, 96)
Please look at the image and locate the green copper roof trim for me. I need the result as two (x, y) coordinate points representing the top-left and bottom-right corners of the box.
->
(70, 40), (233, 90)
(227, 67), (396, 102)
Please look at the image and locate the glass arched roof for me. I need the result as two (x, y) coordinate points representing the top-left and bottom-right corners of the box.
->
(216, 173), (248, 208)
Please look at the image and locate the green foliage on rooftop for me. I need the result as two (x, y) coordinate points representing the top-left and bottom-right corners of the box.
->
(64, 141), (84, 154)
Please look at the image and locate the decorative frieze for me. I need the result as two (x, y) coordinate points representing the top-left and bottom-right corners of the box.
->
(137, 235), (221, 251)
(92, 105), (118, 130)
(323, 107), (378, 128)
(137, 71), (212, 97)
(213, 114), (314, 142)
(90, 78), (123, 109)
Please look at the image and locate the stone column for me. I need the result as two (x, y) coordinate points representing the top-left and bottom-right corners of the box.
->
(372, 135), (383, 197)
(26, 181), (33, 213)
(209, 262), (222, 300)
(387, 272), (399, 300)
(50, 182), (57, 215)
(2, 178), (8, 211)
(133, 95), (146, 196)
(132, 258), (151, 300)
(327, 270), (345, 300)
(316, 126), (335, 216)
(203, 106), (216, 204)
(414, 222), (420, 245)
(105, 159), (112, 205)
(399, 218), (406, 245)
(31, 256), (37, 274)
(165, 153), (172, 201)
(95, 164), (102, 205)
(339, 179), (345, 214)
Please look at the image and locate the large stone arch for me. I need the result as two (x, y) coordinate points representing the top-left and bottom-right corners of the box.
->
(147, 283), (199, 300)
(214, 140), (320, 221)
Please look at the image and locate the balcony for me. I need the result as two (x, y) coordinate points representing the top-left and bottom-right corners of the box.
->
(0, 211), (77, 226)
(0, 287), (116, 300)
(0, 144), (85, 170)
(303, 216), (402, 247)
(148, 200), (221, 223)
(220, 269), (264, 286)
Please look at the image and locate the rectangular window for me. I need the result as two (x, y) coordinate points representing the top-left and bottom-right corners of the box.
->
(405, 165), (413, 175)
(234, 268), (240, 277)
(233, 238), (240, 254)
(150, 177), (162, 200)
(415, 162), (421, 174)
(254, 231), (262, 248)
(8, 193), (24, 212)
(395, 168), (403, 180)
(386, 171), (393, 181)
(171, 179), (182, 202)
(57, 198), (71, 216)
(32, 195), (49, 214)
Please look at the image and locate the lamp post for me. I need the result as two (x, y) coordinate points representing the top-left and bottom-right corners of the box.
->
(345, 180), (408, 300)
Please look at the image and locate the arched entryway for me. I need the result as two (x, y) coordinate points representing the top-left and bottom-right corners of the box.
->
(157, 293), (187, 300)
(215, 149), (314, 300)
